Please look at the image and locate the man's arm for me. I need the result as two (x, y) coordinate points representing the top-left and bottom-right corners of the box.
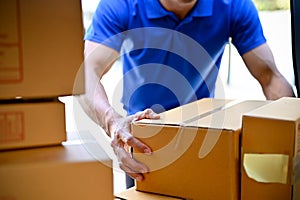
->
(80, 40), (118, 124)
(79, 40), (159, 181)
(242, 43), (295, 99)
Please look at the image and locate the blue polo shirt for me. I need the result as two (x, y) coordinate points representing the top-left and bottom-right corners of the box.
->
(85, 0), (266, 115)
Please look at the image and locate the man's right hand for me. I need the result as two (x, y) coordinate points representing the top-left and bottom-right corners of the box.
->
(83, 41), (160, 181)
(106, 108), (160, 181)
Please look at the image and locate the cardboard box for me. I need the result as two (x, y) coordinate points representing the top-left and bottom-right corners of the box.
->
(132, 99), (269, 200)
(115, 187), (183, 200)
(0, 141), (114, 200)
(241, 97), (300, 200)
(0, 0), (84, 99)
(0, 100), (66, 150)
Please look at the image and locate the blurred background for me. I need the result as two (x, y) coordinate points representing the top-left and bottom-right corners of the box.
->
(80, 0), (296, 103)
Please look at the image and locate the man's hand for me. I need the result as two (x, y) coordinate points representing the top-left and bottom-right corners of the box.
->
(82, 41), (161, 180)
(106, 108), (160, 181)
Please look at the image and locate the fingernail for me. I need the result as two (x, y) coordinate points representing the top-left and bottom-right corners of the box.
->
(141, 168), (149, 174)
(136, 176), (143, 182)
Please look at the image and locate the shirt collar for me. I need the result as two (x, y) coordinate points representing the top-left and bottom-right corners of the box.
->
(144, 0), (214, 19)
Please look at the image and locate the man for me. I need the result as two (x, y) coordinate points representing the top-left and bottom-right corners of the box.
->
(81, 0), (295, 188)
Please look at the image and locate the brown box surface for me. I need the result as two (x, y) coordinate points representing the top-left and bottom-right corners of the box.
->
(0, 0), (84, 99)
(241, 97), (300, 200)
(0, 100), (66, 150)
(132, 99), (269, 200)
(0, 142), (114, 200)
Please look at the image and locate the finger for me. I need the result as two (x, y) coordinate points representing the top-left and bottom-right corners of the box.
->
(119, 162), (145, 182)
(125, 171), (145, 182)
(113, 140), (150, 174)
(120, 159), (150, 177)
(143, 108), (160, 119)
(119, 130), (152, 155)
(133, 109), (160, 121)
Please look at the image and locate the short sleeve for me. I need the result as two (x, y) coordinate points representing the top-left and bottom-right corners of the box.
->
(230, 0), (266, 55)
(84, 0), (129, 51)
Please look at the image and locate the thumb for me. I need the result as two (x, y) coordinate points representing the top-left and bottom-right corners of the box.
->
(132, 108), (160, 121)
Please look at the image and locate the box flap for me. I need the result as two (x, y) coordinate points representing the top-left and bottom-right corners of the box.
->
(190, 100), (269, 159)
(188, 100), (270, 130)
(134, 100), (269, 160)
(137, 98), (232, 125)
(244, 97), (300, 121)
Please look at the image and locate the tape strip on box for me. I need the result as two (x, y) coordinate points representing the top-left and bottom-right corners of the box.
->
(243, 153), (289, 184)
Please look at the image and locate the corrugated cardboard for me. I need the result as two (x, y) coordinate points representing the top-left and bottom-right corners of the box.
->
(0, 100), (66, 150)
(0, 141), (114, 200)
(132, 99), (269, 200)
(241, 97), (300, 200)
(115, 187), (183, 200)
(0, 0), (84, 99)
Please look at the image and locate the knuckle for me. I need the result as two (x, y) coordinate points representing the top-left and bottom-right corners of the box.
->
(125, 135), (135, 144)
(144, 108), (152, 113)
(119, 155), (128, 165)
(110, 140), (117, 149)
(110, 136), (119, 147)
(134, 110), (142, 116)
(118, 162), (126, 171)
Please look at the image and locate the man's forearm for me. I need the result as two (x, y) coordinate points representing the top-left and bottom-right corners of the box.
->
(81, 40), (121, 136)
(242, 43), (295, 100)
(78, 80), (123, 138)
(262, 73), (295, 100)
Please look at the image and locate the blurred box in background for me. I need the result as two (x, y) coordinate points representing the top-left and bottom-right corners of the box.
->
(0, 100), (66, 150)
(241, 97), (300, 200)
(0, 141), (114, 200)
(0, 0), (84, 99)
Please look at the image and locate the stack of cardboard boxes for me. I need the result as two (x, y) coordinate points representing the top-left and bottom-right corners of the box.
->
(0, 1), (114, 199)
(114, 97), (300, 200)
(1, 1), (299, 200)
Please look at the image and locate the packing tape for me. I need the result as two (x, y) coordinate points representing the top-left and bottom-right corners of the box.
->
(243, 153), (289, 184)
(197, 99), (244, 159)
